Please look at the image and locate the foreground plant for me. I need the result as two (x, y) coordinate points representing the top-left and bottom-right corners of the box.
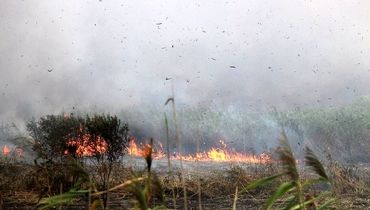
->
(37, 139), (164, 210)
(242, 131), (335, 210)
(127, 138), (165, 210)
(36, 160), (98, 210)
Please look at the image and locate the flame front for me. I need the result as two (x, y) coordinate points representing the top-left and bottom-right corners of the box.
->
(65, 129), (108, 157)
(207, 148), (227, 161)
(2, 145), (23, 158)
(65, 132), (271, 164)
(127, 139), (272, 164)
(2, 145), (10, 156)
(127, 138), (165, 159)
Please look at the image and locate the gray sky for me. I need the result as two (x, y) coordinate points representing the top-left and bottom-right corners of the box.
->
(1, 0), (370, 121)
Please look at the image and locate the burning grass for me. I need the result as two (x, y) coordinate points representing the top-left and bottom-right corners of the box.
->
(1, 152), (369, 209)
(127, 138), (272, 164)
(2, 102), (370, 209)
(1, 130), (370, 209)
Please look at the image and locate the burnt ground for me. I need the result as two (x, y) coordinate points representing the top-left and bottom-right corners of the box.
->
(1, 158), (370, 209)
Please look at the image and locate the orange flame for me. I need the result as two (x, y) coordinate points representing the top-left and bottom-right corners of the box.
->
(1, 145), (23, 158)
(127, 139), (272, 164)
(65, 128), (108, 157)
(65, 132), (271, 164)
(127, 138), (165, 159)
(2, 145), (10, 156)
(127, 139), (139, 156)
(207, 148), (227, 161)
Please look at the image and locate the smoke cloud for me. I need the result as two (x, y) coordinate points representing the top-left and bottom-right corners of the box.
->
(0, 0), (370, 130)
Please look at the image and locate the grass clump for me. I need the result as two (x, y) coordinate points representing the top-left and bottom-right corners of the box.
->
(242, 131), (335, 210)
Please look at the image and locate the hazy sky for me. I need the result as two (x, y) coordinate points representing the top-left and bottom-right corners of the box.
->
(1, 0), (370, 121)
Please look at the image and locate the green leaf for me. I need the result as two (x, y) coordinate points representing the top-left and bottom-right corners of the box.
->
(288, 192), (333, 210)
(289, 198), (315, 210)
(38, 189), (89, 209)
(317, 198), (336, 210)
(263, 181), (295, 210)
(282, 195), (298, 210)
(241, 172), (286, 193)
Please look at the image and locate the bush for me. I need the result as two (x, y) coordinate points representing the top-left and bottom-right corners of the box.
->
(27, 114), (129, 205)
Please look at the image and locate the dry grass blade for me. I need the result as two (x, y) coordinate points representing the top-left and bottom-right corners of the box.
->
(164, 97), (174, 106)
(277, 131), (307, 209)
(92, 177), (145, 196)
(89, 200), (102, 210)
(232, 186), (238, 210)
(304, 147), (329, 182)
(278, 131), (299, 182)
(128, 181), (148, 210)
(126, 139), (164, 210)
(317, 198), (336, 210)
(144, 139), (154, 173)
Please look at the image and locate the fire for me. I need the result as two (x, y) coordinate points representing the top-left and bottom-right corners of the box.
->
(2, 145), (10, 156)
(127, 138), (165, 159)
(127, 139), (272, 164)
(206, 140), (229, 161)
(1, 145), (24, 158)
(65, 132), (271, 164)
(65, 128), (108, 157)
(127, 139), (139, 156)
(207, 148), (227, 161)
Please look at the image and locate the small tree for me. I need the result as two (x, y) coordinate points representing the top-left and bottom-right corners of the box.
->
(85, 114), (129, 209)
(27, 114), (129, 207)
(27, 115), (84, 194)
(27, 115), (85, 162)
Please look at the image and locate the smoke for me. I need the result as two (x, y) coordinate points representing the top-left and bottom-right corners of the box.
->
(0, 1), (370, 156)
(1, 0), (370, 120)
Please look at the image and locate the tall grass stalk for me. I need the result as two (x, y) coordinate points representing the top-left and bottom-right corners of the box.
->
(243, 131), (335, 210)
(165, 81), (188, 210)
(164, 113), (176, 208)
(196, 129), (202, 210)
(232, 186), (238, 210)
(278, 131), (305, 209)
